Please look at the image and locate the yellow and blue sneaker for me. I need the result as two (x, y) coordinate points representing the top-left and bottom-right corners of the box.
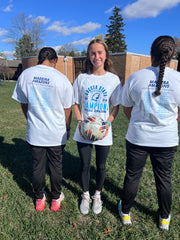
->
(159, 214), (171, 231)
(118, 200), (132, 225)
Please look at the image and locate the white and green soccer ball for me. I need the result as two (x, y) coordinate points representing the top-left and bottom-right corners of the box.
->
(80, 116), (107, 141)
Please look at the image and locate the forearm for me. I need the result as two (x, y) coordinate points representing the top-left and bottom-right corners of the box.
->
(73, 103), (82, 121)
(21, 103), (28, 119)
(107, 105), (119, 123)
(123, 106), (133, 120)
(64, 107), (72, 129)
(177, 107), (180, 122)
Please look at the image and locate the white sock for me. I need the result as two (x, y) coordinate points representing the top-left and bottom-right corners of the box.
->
(83, 191), (90, 196)
(94, 191), (101, 198)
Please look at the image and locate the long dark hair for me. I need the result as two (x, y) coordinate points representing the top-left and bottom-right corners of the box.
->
(38, 47), (58, 64)
(85, 39), (115, 74)
(151, 35), (175, 96)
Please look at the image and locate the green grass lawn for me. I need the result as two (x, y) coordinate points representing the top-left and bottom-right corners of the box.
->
(0, 82), (179, 240)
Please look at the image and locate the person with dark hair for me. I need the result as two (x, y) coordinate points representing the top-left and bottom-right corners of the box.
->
(37, 47), (58, 64)
(118, 35), (180, 230)
(73, 39), (122, 215)
(12, 47), (73, 212)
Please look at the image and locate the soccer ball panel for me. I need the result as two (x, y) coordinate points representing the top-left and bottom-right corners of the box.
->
(80, 116), (106, 141)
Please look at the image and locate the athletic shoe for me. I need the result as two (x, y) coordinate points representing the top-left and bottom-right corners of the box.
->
(159, 214), (171, 231)
(80, 193), (91, 215)
(92, 195), (103, 214)
(51, 192), (64, 212)
(118, 200), (132, 225)
(36, 192), (46, 211)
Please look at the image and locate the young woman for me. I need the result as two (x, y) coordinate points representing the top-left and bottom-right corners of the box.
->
(118, 35), (180, 230)
(73, 39), (122, 215)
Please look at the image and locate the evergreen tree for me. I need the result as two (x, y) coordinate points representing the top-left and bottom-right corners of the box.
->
(14, 34), (36, 59)
(105, 6), (127, 53)
(81, 49), (87, 56)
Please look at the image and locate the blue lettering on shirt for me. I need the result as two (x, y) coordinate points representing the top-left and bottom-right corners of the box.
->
(83, 85), (109, 113)
(32, 76), (50, 85)
(148, 80), (169, 89)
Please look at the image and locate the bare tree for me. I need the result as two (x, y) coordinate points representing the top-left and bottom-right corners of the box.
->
(8, 12), (29, 42)
(58, 44), (80, 57)
(31, 18), (45, 51)
(0, 60), (12, 80)
(7, 12), (45, 55)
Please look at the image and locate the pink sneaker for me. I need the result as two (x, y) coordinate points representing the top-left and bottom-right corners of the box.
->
(36, 193), (46, 211)
(51, 192), (64, 211)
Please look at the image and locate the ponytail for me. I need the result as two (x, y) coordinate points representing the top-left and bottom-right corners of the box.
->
(151, 36), (175, 96)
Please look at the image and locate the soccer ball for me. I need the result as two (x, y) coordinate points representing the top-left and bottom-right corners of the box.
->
(80, 116), (107, 141)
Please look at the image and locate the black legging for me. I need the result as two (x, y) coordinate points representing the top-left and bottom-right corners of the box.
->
(77, 142), (110, 192)
(122, 140), (177, 218)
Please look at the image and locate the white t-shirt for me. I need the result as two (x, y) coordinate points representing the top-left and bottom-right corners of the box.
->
(73, 72), (122, 146)
(120, 66), (180, 147)
(12, 64), (73, 146)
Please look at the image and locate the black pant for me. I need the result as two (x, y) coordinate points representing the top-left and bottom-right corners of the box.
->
(77, 142), (110, 192)
(30, 144), (65, 199)
(122, 141), (177, 218)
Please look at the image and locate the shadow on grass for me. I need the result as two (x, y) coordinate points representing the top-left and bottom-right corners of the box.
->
(0, 135), (157, 221)
(0, 136), (33, 198)
(62, 149), (123, 217)
(62, 149), (157, 220)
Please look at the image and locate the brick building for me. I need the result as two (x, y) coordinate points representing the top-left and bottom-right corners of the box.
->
(22, 52), (178, 85)
(0, 58), (22, 80)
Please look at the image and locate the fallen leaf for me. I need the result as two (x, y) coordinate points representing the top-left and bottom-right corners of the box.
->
(103, 229), (112, 234)
(73, 222), (77, 229)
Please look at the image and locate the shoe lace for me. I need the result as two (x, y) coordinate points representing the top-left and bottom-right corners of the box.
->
(92, 195), (102, 206)
(81, 194), (91, 207)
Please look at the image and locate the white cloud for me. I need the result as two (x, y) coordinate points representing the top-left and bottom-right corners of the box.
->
(2, 50), (15, 59)
(70, 37), (92, 46)
(49, 38), (92, 53)
(47, 21), (101, 36)
(2, 38), (16, 43)
(53, 45), (62, 52)
(32, 16), (50, 25)
(0, 28), (8, 37)
(3, 4), (13, 12)
(122, 0), (180, 19)
(105, 6), (114, 14)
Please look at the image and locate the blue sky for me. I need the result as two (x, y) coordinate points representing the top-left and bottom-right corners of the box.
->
(0, 0), (180, 59)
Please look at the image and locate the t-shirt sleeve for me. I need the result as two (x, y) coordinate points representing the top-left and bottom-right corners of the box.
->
(73, 75), (81, 105)
(109, 77), (122, 106)
(120, 77), (134, 107)
(63, 79), (73, 109)
(11, 75), (28, 104)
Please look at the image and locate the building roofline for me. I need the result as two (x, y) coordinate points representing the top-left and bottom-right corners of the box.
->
(21, 52), (178, 62)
